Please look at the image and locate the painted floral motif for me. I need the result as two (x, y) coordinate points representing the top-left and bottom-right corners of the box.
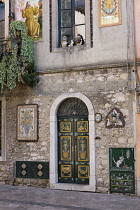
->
(20, 108), (34, 138)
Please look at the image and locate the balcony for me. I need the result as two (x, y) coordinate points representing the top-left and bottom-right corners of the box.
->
(0, 37), (22, 63)
(0, 39), (8, 62)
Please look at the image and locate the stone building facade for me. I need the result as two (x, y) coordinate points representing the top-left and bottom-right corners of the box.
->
(0, 0), (138, 195)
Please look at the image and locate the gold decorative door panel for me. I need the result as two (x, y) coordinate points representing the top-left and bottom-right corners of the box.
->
(58, 117), (89, 184)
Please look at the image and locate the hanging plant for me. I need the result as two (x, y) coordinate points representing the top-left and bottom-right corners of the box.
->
(22, 62), (39, 88)
(0, 21), (39, 91)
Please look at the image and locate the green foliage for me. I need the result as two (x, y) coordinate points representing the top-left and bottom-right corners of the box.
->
(0, 21), (39, 91)
(0, 56), (7, 91)
(10, 21), (35, 64)
(22, 62), (39, 88)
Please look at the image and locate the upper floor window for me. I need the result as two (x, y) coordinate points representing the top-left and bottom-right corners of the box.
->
(51, 0), (92, 51)
(0, 1), (5, 39)
(58, 0), (85, 47)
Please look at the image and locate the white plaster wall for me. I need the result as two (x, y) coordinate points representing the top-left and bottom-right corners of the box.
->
(34, 0), (131, 71)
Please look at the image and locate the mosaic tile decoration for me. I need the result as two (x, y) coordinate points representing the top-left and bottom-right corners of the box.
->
(99, 0), (121, 27)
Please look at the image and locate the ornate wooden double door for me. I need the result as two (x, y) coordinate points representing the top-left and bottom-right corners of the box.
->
(58, 116), (89, 184)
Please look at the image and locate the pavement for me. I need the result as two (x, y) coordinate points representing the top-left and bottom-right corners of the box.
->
(0, 185), (140, 210)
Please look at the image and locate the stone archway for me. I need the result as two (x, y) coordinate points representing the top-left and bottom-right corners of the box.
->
(50, 92), (96, 192)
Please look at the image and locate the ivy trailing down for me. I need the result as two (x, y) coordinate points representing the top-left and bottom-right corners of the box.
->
(0, 21), (39, 91)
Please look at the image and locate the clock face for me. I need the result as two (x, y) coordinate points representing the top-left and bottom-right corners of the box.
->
(95, 113), (102, 123)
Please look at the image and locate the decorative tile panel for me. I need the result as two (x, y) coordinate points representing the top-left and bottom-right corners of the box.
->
(60, 136), (71, 161)
(77, 121), (88, 132)
(60, 122), (72, 132)
(109, 148), (135, 194)
(77, 136), (89, 161)
(16, 161), (49, 179)
(105, 107), (125, 128)
(78, 165), (89, 179)
(99, 0), (121, 27)
(61, 165), (72, 177)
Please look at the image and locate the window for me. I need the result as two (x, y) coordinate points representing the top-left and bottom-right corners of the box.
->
(51, 0), (91, 51)
(0, 1), (5, 39)
(58, 0), (85, 46)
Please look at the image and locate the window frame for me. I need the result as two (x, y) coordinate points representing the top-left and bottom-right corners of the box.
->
(0, 2), (5, 39)
(51, 0), (91, 51)
(58, 0), (86, 47)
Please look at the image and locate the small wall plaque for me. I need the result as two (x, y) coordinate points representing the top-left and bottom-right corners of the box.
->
(98, 0), (121, 27)
(95, 113), (102, 123)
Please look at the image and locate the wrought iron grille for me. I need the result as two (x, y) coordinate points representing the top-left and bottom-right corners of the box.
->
(57, 98), (88, 116)
(0, 39), (8, 61)
(0, 38), (22, 62)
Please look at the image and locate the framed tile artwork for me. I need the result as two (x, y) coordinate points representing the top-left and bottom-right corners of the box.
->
(17, 104), (38, 141)
(14, 0), (43, 40)
(98, 0), (121, 27)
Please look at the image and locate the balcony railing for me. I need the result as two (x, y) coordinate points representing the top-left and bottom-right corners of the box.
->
(0, 38), (22, 62)
(0, 39), (9, 62)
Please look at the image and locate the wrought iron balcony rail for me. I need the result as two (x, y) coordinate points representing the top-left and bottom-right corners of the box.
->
(0, 39), (9, 62)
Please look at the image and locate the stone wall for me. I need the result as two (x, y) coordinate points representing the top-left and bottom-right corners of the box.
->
(0, 65), (135, 191)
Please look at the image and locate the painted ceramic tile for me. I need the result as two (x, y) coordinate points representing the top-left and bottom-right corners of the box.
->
(105, 107), (125, 128)
(99, 0), (121, 27)
(15, 0), (42, 39)
(109, 148), (135, 194)
(77, 121), (88, 132)
(17, 104), (37, 141)
(61, 165), (72, 177)
(60, 136), (71, 161)
(60, 122), (72, 132)
(78, 165), (89, 178)
(110, 148), (134, 171)
(77, 136), (89, 161)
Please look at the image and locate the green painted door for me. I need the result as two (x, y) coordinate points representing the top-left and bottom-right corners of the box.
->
(58, 116), (89, 184)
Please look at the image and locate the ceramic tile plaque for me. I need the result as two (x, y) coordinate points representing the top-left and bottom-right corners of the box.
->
(99, 0), (121, 27)
(61, 165), (72, 177)
(15, 0), (43, 39)
(77, 136), (89, 161)
(60, 121), (72, 132)
(77, 121), (88, 132)
(17, 104), (38, 141)
(105, 107), (125, 128)
(109, 148), (135, 194)
(60, 136), (72, 161)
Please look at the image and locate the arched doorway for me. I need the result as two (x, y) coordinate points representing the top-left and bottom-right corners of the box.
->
(50, 92), (96, 192)
(57, 98), (89, 184)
